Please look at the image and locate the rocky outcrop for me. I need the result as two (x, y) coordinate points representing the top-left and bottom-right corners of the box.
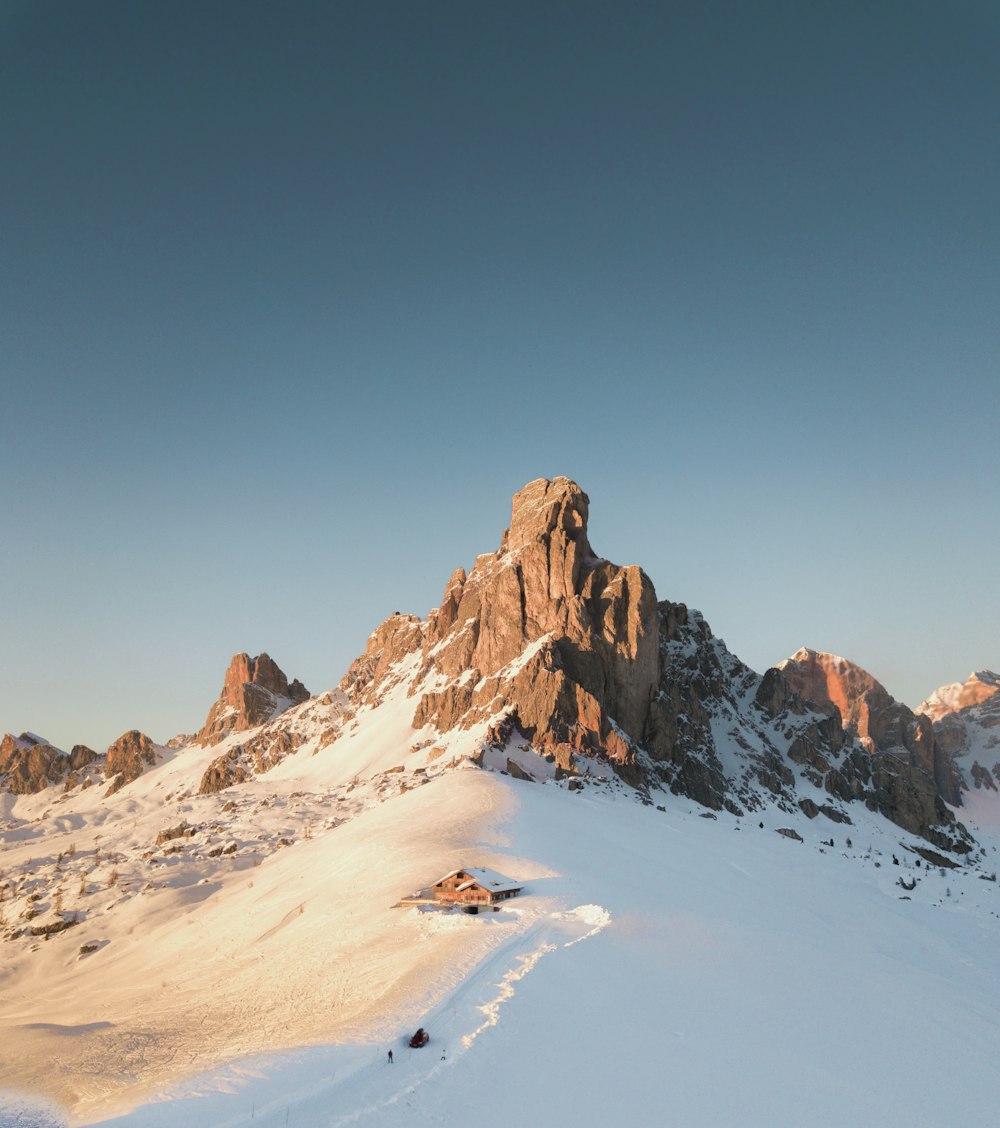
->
(778, 648), (962, 806)
(341, 616), (424, 706)
(919, 670), (1000, 724)
(104, 730), (157, 795)
(918, 671), (1000, 791)
(0, 732), (36, 763)
(198, 727), (306, 794)
(0, 733), (69, 794)
(69, 744), (98, 770)
(196, 652), (310, 746)
(397, 478), (660, 779)
(333, 476), (975, 853)
(707, 653), (970, 850)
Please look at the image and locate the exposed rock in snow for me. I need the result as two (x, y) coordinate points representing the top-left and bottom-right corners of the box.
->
(196, 652), (310, 746)
(0, 735), (102, 797)
(332, 477), (972, 851)
(777, 647), (962, 804)
(104, 729), (159, 795)
(0, 733), (69, 795)
(918, 671), (1000, 801)
(918, 669), (1000, 723)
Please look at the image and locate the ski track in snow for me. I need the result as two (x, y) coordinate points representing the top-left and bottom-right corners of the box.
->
(323, 903), (610, 1127)
(459, 943), (558, 1052)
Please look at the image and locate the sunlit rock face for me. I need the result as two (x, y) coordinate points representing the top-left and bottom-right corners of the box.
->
(919, 670), (1000, 725)
(777, 648), (962, 806)
(196, 652), (309, 747)
(919, 671), (1000, 791)
(349, 476), (660, 778)
(340, 476), (973, 852)
(0, 732), (68, 794)
(104, 729), (158, 795)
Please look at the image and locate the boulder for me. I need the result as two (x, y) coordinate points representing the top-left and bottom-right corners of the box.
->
(776, 827), (803, 842)
(505, 758), (535, 782)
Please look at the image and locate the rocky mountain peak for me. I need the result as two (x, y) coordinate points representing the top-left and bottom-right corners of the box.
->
(1, 732), (41, 760)
(777, 648), (887, 734)
(778, 647), (961, 806)
(220, 652), (298, 703)
(503, 476), (592, 558)
(338, 477), (658, 779)
(0, 733), (101, 795)
(918, 670), (1000, 723)
(917, 672), (1000, 784)
(332, 478), (976, 851)
(105, 729), (158, 795)
(0, 732), (68, 795)
(196, 652), (310, 747)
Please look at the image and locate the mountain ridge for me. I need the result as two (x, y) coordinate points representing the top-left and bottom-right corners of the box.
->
(1, 476), (997, 1123)
(2, 476), (987, 854)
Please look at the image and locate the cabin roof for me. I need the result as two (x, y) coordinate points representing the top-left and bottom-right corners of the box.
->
(437, 866), (522, 894)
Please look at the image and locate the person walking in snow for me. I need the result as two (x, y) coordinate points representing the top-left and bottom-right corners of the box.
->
(387, 1049), (393, 1064)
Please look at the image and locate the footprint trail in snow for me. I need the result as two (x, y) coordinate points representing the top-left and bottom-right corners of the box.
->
(329, 903), (611, 1126)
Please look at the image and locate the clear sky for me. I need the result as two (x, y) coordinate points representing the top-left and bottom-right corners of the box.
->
(2, 0), (998, 752)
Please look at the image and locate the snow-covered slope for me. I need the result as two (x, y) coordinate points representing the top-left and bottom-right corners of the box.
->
(8, 767), (998, 1128)
(0, 663), (511, 1120)
(2, 677), (999, 1127)
(2, 477), (996, 1126)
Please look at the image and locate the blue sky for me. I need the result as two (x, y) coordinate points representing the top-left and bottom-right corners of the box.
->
(2, 0), (998, 752)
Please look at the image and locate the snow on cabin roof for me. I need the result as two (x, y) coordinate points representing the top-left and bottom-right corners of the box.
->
(437, 867), (523, 894)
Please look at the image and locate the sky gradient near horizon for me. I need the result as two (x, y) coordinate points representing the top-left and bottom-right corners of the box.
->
(2, 0), (998, 752)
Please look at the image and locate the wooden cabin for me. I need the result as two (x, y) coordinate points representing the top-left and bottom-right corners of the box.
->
(431, 867), (523, 911)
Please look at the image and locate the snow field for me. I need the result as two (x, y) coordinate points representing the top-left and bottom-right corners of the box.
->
(65, 777), (1000, 1128)
(3, 647), (999, 1128)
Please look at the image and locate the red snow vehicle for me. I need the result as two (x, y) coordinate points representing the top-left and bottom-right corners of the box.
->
(408, 1027), (429, 1048)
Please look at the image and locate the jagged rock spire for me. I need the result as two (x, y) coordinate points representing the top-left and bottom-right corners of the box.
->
(196, 652), (309, 746)
(340, 476), (975, 853)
